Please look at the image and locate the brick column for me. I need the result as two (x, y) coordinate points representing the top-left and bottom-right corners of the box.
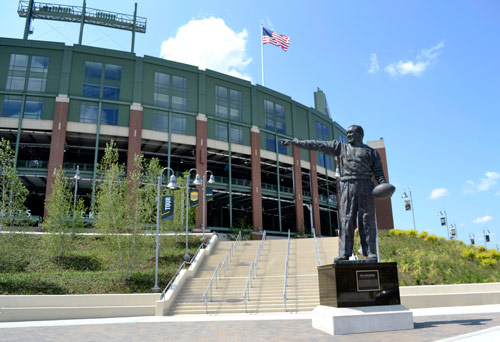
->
(127, 103), (143, 179)
(367, 139), (394, 230)
(44, 95), (70, 217)
(293, 146), (304, 233)
(309, 151), (321, 236)
(250, 126), (263, 233)
(195, 114), (208, 230)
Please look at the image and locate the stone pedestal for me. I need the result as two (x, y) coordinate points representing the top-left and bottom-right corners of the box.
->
(313, 262), (413, 335)
(318, 262), (400, 307)
(312, 305), (414, 335)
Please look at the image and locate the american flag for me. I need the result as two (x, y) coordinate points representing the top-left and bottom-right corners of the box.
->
(262, 27), (290, 52)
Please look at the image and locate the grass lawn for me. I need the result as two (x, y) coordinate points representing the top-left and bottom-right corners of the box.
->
(1, 229), (499, 295)
(0, 233), (203, 295)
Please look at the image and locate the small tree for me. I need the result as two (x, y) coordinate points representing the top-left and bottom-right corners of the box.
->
(43, 168), (72, 257)
(0, 138), (28, 230)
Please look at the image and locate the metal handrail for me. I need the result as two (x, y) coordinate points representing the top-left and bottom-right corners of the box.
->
(202, 261), (221, 313)
(254, 230), (266, 272)
(201, 231), (241, 312)
(221, 245), (232, 277)
(234, 230), (242, 252)
(160, 242), (207, 299)
(242, 261), (255, 312)
(283, 229), (291, 311)
(313, 230), (322, 266)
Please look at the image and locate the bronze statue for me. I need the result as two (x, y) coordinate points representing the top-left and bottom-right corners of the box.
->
(282, 125), (394, 262)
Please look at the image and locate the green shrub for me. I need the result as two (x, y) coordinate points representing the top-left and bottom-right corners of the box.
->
(481, 258), (497, 267)
(418, 231), (429, 239)
(458, 241), (464, 245)
(477, 252), (491, 260)
(489, 249), (500, 260)
(461, 249), (476, 259)
(438, 237), (446, 241)
(477, 246), (487, 252)
(389, 229), (404, 236)
(405, 230), (418, 237)
(424, 234), (438, 242)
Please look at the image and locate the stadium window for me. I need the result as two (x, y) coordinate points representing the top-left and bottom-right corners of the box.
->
(83, 62), (102, 98)
(6, 54), (28, 91)
(3, 54), (48, 119)
(27, 56), (49, 92)
(83, 62), (121, 100)
(152, 110), (169, 132)
(316, 121), (334, 170)
(101, 104), (118, 126)
(215, 122), (228, 142)
(24, 97), (44, 119)
(264, 99), (286, 134)
(1, 95), (22, 117)
(171, 114), (186, 134)
(154, 72), (187, 111)
(80, 102), (99, 124)
(215, 85), (242, 122)
(154, 72), (170, 108)
(172, 75), (187, 110)
(230, 126), (243, 144)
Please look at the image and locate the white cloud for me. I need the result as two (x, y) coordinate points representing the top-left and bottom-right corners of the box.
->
(368, 53), (380, 74)
(160, 17), (252, 81)
(464, 171), (500, 193)
(384, 41), (444, 77)
(473, 216), (493, 224)
(429, 188), (449, 199)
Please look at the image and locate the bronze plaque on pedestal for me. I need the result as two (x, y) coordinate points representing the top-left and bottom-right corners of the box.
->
(356, 270), (380, 292)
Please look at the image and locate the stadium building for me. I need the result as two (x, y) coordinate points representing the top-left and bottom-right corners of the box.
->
(0, 36), (394, 236)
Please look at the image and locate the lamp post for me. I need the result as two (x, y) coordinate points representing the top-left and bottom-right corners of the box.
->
(201, 170), (216, 240)
(152, 167), (179, 293)
(184, 168), (202, 262)
(401, 188), (416, 230)
(72, 165), (81, 237)
(438, 209), (449, 240)
(303, 203), (314, 235)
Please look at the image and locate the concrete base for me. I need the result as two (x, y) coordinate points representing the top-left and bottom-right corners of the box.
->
(311, 304), (413, 335)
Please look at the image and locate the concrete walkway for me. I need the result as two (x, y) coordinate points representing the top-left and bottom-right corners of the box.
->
(1, 305), (500, 341)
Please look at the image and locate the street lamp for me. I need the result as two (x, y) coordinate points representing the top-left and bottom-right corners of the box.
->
(184, 168), (202, 262)
(484, 228), (491, 247)
(152, 167), (179, 293)
(438, 209), (449, 239)
(201, 170), (216, 240)
(449, 223), (457, 240)
(401, 189), (416, 231)
(72, 165), (81, 237)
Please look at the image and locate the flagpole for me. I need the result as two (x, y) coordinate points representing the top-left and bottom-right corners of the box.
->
(261, 24), (265, 86)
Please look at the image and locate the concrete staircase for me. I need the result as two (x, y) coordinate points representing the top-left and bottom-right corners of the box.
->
(167, 236), (338, 315)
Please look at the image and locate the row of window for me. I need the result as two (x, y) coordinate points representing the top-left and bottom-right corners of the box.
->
(1, 54), (336, 160)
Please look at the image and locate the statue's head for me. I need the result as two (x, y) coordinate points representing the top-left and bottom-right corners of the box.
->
(347, 125), (364, 146)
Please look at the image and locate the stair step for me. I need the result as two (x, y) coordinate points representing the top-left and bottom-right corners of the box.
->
(165, 236), (338, 315)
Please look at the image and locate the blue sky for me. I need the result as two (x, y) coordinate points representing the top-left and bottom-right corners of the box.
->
(1, 0), (499, 247)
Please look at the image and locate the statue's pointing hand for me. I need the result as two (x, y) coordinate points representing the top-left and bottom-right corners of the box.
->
(281, 138), (298, 146)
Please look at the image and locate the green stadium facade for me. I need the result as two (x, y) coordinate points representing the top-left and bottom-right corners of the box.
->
(0, 37), (393, 236)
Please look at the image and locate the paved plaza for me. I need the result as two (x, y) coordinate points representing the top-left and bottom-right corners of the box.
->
(1, 305), (500, 341)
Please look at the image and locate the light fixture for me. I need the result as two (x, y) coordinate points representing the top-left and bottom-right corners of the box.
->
(166, 174), (179, 190)
(193, 174), (202, 185)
